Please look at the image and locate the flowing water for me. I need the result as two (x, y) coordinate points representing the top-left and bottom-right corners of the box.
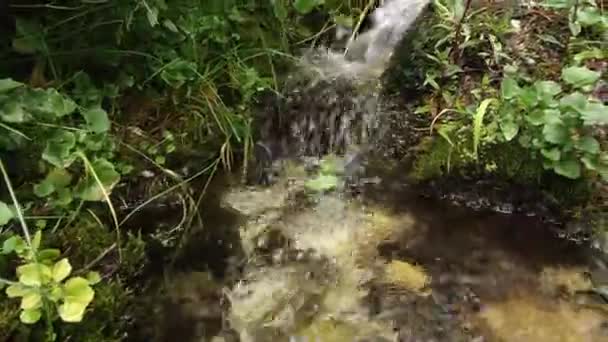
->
(146, 1), (608, 341)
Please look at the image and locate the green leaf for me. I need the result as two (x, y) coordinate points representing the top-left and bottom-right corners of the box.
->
(58, 301), (87, 323)
(554, 159), (581, 179)
(17, 263), (52, 286)
(20, 309), (41, 324)
(305, 174), (339, 193)
(534, 80), (561, 103)
(20, 292), (42, 310)
(0, 201), (14, 225)
(63, 277), (95, 305)
(473, 99), (495, 159)
(0, 79), (24, 93)
(1, 102), (28, 123)
(52, 258), (72, 282)
(293, 0), (324, 14)
(42, 130), (77, 168)
(28, 88), (77, 119)
(580, 102), (608, 125)
(6, 284), (29, 298)
(541, 148), (561, 161)
(519, 86), (539, 109)
(569, 20), (581, 36)
(575, 136), (600, 154)
(577, 7), (602, 26)
(38, 249), (61, 263)
(81, 107), (110, 133)
(76, 158), (121, 201)
(559, 92), (587, 112)
(31, 230), (41, 252)
(86, 271), (101, 285)
(501, 77), (520, 99)
(2, 236), (19, 254)
(542, 123), (570, 144)
(561, 66), (600, 88)
(500, 121), (519, 141)
(33, 168), (72, 198)
(272, 0), (288, 20)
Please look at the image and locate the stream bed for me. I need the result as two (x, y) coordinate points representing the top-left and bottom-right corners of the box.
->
(146, 157), (608, 342)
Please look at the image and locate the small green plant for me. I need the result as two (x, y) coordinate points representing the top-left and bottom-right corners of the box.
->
(1, 231), (100, 325)
(495, 64), (607, 180)
(0, 160), (100, 340)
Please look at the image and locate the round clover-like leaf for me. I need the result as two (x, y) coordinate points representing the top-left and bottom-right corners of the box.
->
(20, 309), (42, 324)
(76, 158), (120, 201)
(52, 258), (72, 282)
(58, 301), (87, 323)
(575, 136), (600, 154)
(63, 277), (95, 305)
(86, 271), (101, 285)
(20, 291), (42, 310)
(81, 106), (110, 133)
(17, 263), (52, 287)
(0, 78), (24, 93)
(554, 159), (582, 179)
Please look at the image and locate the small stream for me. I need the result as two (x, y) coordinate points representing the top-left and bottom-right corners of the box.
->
(145, 159), (607, 342)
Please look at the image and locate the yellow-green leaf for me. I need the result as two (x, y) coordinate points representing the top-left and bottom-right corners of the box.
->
(52, 258), (72, 282)
(6, 284), (29, 298)
(0, 201), (14, 226)
(17, 263), (52, 286)
(63, 277), (94, 305)
(58, 301), (87, 323)
(20, 292), (42, 310)
(20, 309), (41, 324)
(86, 271), (101, 285)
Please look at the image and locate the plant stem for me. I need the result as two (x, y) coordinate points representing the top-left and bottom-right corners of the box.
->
(451, 0), (474, 65)
(0, 159), (33, 248)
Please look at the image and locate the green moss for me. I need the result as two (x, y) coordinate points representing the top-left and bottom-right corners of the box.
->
(0, 296), (20, 341)
(410, 135), (469, 181)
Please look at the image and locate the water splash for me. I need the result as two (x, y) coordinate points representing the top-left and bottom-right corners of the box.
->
(300, 0), (431, 81)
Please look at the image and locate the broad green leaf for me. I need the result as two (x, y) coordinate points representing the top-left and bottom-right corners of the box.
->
(577, 7), (602, 27)
(28, 88), (77, 119)
(541, 148), (561, 161)
(52, 258), (72, 282)
(581, 155), (598, 171)
(63, 277), (95, 305)
(42, 130), (76, 168)
(501, 77), (520, 99)
(559, 92), (587, 112)
(534, 80), (561, 103)
(569, 20), (581, 36)
(542, 122), (570, 144)
(1, 102), (27, 123)
(526, 110), (547, 126)
(500, 121), (519, 141)
(86, 271), (101, 285)
(12, 18), (44, 54)
(49, 286), (62, 302)
(293, 0), (324, 14)
(554, 159), (581, 179)
(519, 86), (539, 109)
(0, 78), (23, 93)
(6, 284), (29, 298)
(17, 263), (52, 286)
(305, 174), (338, 192)
(0, 201), (14, 225)
(34, 167), (72, 198)
(81, 107), (110, 133)
(77, 158), (121, 201)
(561, 66), (600, 88)
(575, 136), (600, 154)
(580, 102), (608, 125)
(20, 309), (41, 324)
(58, 301), (87, 323)
(2, 236), (19, 254)
(20, 292), (42, 310)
